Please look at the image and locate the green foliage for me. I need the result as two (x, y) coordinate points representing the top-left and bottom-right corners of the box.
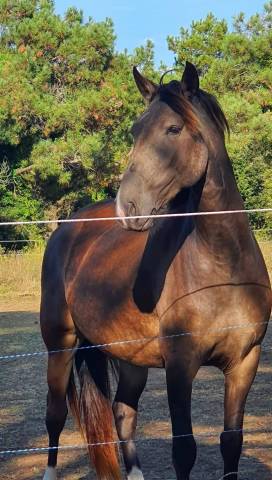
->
(168, 13), (228, 74)
(168, 1), (272, 233)
(0, 0), (271, 247)
(0, 0), (156, 246)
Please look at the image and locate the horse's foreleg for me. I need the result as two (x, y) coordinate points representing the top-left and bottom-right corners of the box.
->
(164, 344), (199, 480)
(113, 361), (148, 480)
(220, 345), (261, 480)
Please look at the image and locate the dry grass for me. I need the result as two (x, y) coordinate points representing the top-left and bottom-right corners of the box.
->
(259, 241), (272, 282)
(0, 246), (44, 297)
(0, 242), (271, 298)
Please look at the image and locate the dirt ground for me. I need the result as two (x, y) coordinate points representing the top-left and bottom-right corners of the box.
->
(0, 295), (271, 480)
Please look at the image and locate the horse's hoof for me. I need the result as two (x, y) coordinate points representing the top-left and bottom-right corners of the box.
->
(127, 466), (145, 479)
(43, 467), (57, 480)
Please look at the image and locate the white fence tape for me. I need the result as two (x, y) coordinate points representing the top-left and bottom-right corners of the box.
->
(0, 207), (272, 227)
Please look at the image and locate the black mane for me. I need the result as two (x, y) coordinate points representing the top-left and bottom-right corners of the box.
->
(157, 79), (229, 137)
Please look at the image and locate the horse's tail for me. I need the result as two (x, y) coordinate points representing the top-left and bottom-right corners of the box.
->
(67, 342), (121, 480)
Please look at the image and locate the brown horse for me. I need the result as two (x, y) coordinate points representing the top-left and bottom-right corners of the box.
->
(40, 62), (271, 480)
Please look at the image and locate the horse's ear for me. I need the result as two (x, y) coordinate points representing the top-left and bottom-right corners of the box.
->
(133, 66), (158, 102)
(181, 61), (199, 96)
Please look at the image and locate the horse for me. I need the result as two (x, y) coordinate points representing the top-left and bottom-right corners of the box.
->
(40, 62), (271, 480)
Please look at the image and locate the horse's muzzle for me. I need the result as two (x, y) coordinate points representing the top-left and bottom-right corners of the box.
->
(116, 195), (155, 231)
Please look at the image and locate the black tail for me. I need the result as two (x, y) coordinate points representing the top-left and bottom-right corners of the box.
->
(67, 342), (121, 480)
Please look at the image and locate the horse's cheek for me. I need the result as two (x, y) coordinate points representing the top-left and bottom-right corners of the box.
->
(177, 140), (208, 187)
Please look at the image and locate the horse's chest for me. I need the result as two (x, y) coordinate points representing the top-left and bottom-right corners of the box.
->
(157, 256), (269, 358)
(156, 247), (264, 325)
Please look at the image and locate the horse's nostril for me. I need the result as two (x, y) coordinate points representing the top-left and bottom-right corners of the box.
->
(127, 202), (136, 217)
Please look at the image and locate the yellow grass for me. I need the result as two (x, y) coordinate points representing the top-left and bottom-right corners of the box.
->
(0, 246), (44, 297)
(0, 242), (271, 298)
(259, 241), (272, 283)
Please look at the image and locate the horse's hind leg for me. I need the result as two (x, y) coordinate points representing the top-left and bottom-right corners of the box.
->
(41, 305), (76, 480)
(43, 350), (74, 480)
(113, 361), (148, 479)
(220, 345), (261, 480)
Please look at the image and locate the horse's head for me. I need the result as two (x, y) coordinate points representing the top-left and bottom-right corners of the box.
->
(116, 62), (228, 231)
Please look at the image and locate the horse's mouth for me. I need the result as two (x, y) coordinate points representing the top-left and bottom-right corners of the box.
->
(116, 196), (170, 231)
(124, 204), (170, 231)
(121, 216), (154, 232)
(135, 203), (171, 230)
(138, 216), (154, 231)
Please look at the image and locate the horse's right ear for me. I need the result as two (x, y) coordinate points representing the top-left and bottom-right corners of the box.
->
(181, 61), (199, 96)
(133, 66), (158, 102)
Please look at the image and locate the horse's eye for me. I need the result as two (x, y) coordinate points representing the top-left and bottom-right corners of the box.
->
(167, 125), (182, 135)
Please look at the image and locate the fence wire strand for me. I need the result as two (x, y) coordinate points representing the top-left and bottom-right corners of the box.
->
(1, 427), (272, 457)
(0, 321), (270, 362)
(0, 207), (272, 228)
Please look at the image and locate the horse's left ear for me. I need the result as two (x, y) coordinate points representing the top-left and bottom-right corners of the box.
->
(181, 61), (199, 96)
(133, 66), (158, 102)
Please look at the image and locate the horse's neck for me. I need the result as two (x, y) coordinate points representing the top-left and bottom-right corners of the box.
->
(195, 150), (251, 247)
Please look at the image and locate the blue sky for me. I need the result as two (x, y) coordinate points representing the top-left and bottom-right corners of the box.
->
(55, 1), (266, 65)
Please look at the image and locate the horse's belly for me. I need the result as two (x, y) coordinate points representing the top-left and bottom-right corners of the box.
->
(103, 338), (164, 368)
(70, 295), (163, 368)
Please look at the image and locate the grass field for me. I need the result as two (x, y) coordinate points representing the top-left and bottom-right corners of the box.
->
(0, 247), (44, 297)
(260, 241), (272, 279)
